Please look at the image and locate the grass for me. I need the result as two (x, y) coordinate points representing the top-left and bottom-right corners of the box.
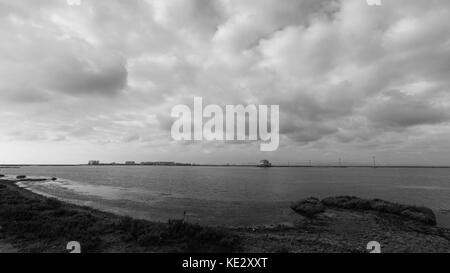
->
(117, 217), (239, 252)
(0, 181), (240, 253)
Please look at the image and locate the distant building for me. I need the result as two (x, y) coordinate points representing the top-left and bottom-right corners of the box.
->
(140, 161), (191, 166)
(140, 162), (154, 165)
(258, 160), (272, 167)
(125, 161), (136, 165)
(175, 162), (192, 166)
(154, 161), (175, 166)
(88, 160), (100, 165)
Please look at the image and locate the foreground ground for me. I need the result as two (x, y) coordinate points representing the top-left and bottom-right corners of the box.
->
(1, 179), (450, 253)
(236, 208), (450, 253)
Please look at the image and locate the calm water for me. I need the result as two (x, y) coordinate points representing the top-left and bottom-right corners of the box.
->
(4, 166), (450, 227)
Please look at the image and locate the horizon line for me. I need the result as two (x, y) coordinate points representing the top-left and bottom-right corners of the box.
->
(1, 163), (450, 169)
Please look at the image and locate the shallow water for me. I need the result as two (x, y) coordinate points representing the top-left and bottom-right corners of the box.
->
(4, 166), (450, 227)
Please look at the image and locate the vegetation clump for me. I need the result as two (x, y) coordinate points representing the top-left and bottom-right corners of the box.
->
(291, 196), (437, 226)
(291, 197), (326, 219)
(321, 196), (437, 225)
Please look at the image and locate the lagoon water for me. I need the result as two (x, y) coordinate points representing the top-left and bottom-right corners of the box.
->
(5, 166), (450, 227)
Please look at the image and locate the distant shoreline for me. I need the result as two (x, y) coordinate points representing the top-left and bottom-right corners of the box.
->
(2, 164), (450, 168)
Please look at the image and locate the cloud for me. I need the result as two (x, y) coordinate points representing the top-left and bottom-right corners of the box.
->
(364, 90), (449, 128)
(122, 134), (141, 143)
(47, 51), (127, 96)
(1, 0), (450, 164)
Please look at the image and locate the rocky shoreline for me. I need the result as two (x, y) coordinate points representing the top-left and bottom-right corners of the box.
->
(1, 178), (450, 253)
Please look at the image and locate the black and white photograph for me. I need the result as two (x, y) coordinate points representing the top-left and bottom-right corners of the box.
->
(1, 0), (450, 261)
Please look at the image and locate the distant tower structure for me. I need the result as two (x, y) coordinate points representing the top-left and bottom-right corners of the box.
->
(372, 156), (377, 168)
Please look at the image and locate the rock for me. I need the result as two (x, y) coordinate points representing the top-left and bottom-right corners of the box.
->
(322, 196), (371, 210)
(20, 178), (47, 182)
(0, 174), (5, 178)
(400, 207), (436, 226)
(321, 196), (436, 226)
(370, 199), (397, 213)
(15, 175), (49, 182)
(291, 197), (326, 218)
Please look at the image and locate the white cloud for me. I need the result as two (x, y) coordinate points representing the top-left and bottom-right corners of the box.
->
(1, 0), (450, 164)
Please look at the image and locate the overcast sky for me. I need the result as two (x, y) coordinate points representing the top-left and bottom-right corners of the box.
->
(1, 0), (450, 165)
